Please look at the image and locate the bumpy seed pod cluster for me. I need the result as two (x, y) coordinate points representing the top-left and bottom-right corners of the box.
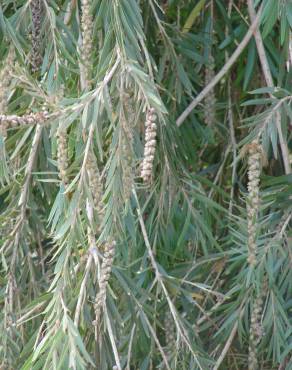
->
(30, 0), (43, 72)
(56, 127), (69, 186)
(164, 311), (176, 360)
(248, 295), (264, 370)
(122, 133), (134, 202)
(246, 141), (262, 266)
(204, 55), (216, 126)
(0, 48), (15, 137)
(141, 108), (157, 184)
(81, 0), (93, 86)
(0, 49), (14, 110)
(0, 111), (49, 130)
(86, 151), (104, 218)
(94, 240), (116, 321)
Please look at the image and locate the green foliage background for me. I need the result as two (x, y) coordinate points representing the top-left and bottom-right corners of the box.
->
(0, 0), (291, 369)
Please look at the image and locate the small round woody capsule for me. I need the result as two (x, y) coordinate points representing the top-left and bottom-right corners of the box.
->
(147, 114), (157, 121)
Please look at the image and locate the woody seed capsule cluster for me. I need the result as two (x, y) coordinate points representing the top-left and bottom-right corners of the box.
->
(94, 240), (116, 321)
(164, 311), (176, 359)
(204, 55), (216, 126)
(57, 127), (69, 185)
(86, 152), (104, 218)
(0, 111), (49, 130)
(248, 295), (264, 370)
(141, 108), (157, 184)
(246, 141), (262, 267)
(0, 49), (14, 110)
(122, 135), (134, 202)
(81, 0), (93, 86)
(0, 49), (15, 137)
(30, 0), (43, 72)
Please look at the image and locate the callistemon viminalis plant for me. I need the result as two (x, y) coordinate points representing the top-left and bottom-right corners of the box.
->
(81, 0), (93, 87)
(0, 48), (15, 137)
(204, 55), (216, 126)
(94, 240), (116, 329)
(141, 108), (157, 184)
(30, 0), (43, 72)
(245, 141), (263, 266)
(56, 126), (69, 186)
(248, 292), (265, 370)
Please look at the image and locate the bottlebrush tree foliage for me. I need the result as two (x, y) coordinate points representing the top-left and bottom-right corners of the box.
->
(0, 1), (291, 369)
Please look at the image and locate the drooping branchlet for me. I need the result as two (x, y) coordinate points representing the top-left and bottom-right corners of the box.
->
(94, 240), (116, 323)
(248, 293), (265, 370)
(245, 141), (263, 267)
(0, 111), (49, 130)
(30, 0), (43, 72)
(56, 127), (69, 186)
(80, 0), (93, 87)
(141, 108), (157, 184)
(204, 55), (216, 126)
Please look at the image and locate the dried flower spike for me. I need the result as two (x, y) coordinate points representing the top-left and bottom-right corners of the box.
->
(94, 240), (116, 322)
(204, 55), (216, 126)
(0, 48), (15, 137)
(30, 0), (43, 72)
(57, 126), (69, 186)
(246, 141), (262, 267)
(0, 111), (49, 130)
(0, 48), (14, 111)
(86, 151), (104, 220)
(164, 311), (176, 360)
(141, 108), (157, 184)
(81, 0), (93, 87)
(122, 134), (134, 202)
(121, 93), (135, 201)
(248, 294), (265, 370)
